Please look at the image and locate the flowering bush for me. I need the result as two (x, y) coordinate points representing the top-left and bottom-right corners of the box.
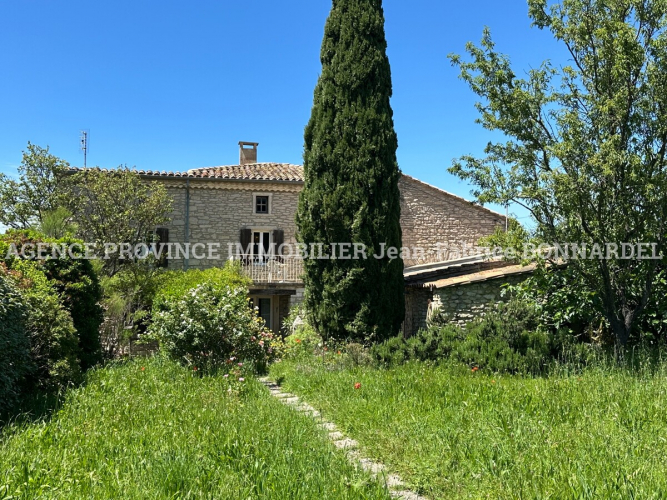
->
(146, 276), (279, 373)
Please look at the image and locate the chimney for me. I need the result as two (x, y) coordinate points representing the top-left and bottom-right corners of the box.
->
(239, 141), (259, 165)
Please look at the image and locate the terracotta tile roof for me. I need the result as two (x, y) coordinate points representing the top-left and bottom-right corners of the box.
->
(187, 163), (304, 182)
(65, 166), (192, 178)
(66, 164), (304, 182)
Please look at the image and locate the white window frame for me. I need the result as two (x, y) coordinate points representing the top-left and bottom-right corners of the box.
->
(251, 229), (272, 258)
(253, 193), (272, 215)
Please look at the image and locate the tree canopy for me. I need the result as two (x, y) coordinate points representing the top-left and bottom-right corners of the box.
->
(0, 143), (69, 229)
(450, 0), (667, 346)
(66, 167), (173, 276)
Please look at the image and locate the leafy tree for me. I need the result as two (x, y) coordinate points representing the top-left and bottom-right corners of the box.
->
(38, 207), (78, 239)
(478, 218), (534, 263)
(296, 0), (405, 343)
(449, 0), (667, 347)
(0, 143), (69, 229)
(66, 168), (173, 276)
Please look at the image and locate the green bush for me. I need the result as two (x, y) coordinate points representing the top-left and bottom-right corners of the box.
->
(281, 304), (323, 360)
(9, 260), (82, 389)
(152, 265), (248, 313)
(372, 300), (600, 375)
(146, 265), (279, 372)
(0, 271), (31, 413)
(40, 255), (103, 371)
(1, 230), (104, 371)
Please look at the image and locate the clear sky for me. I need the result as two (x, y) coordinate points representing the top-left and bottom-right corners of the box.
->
(0, 0), (567, 224)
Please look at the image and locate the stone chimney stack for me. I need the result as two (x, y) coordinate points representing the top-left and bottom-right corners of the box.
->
(239, 141), (259, 165)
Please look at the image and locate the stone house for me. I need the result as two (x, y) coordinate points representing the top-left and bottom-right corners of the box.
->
(130, 142), (509, 335)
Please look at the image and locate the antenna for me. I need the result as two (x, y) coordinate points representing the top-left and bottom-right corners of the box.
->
(506, 204), (509, 232)
(80, 130), (89, 168)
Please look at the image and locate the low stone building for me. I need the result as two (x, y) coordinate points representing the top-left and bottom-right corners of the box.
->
(403, 257), (536, 335)
(105, 142), (509, 335)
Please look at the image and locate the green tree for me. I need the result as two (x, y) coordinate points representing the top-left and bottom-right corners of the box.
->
(449, 0), (667, 347)
(66, 168), (173, 276)
(296, 0), (405, 343)
(0, 143), (69, 229)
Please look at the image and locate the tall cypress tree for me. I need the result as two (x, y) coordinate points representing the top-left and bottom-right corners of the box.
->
(296, 0), (404, 343)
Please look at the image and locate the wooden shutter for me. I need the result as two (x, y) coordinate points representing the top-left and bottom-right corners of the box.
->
(155, 228), (169, 268)
(240, 228), (252, 257)
(272, 229), (284, 256)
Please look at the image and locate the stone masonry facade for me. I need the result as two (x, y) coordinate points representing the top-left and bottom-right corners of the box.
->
(159, 179), (301, 271)
(398, 175), (505, 267)
(159, 174), (505, 271)
(432, 275), (527, 328)
(142, 161), (506, 335)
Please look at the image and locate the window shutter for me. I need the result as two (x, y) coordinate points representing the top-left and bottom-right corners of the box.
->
(272, 229), (284, 255)
(156, 228), (169, 268)
(240, 228), (252, 256)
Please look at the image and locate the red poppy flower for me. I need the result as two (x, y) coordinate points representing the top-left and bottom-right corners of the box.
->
(140, 366), (145, 371)
(354, 382), (361, 390)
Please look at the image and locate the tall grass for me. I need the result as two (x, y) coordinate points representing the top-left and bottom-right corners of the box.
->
(0, 358), (390, 499)
(271, 358), (667, 499)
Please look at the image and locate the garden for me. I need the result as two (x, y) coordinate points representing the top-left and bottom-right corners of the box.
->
(3, 0), (667, 498)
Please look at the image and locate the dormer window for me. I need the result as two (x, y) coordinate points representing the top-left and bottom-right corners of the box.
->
(254, 193), (271, 214)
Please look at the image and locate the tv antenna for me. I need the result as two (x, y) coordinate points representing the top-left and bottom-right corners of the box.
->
(80, 130), (89, 168)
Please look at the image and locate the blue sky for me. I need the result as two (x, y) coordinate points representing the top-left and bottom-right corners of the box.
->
(0, 0), (567, 224)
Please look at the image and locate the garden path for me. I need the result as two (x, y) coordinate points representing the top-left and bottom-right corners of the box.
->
(259, 377), (428, 500)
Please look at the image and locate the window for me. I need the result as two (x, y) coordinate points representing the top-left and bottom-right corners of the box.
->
(254, 194), (270, 214)
(253, 231), (270, 260)
(154, 227), (169, 268)
(257, 298), (271, 327)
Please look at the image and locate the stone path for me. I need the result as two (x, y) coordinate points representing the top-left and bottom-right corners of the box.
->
(259, 377), (428, 500)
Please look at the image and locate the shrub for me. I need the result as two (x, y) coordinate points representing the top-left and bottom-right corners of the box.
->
(0, 271), (31, 413)
(372, 299), (599, 375)
(8, 260), (82, 389)
(40, 255), (103, 371)
(1, 230), (104, 371)
(152, 265), (249, 313)
(281, 304), (323, 360)
(146, 266), (278, 372)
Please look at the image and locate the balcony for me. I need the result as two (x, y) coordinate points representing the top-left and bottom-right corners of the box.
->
(231, 254), (304, 284)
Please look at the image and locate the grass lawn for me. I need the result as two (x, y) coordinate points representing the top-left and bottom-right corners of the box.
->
(0, 358), (391, 500)
(271, 358), (667, 499)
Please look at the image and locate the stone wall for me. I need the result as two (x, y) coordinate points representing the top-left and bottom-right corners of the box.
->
(403, 286), (434, 338)
(432, 275), (527, 327)
(160, 179), (301, 270)
(289, 287), (305, 308)
(160, 174), (505, 271)
(398, 176), (506, 267)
